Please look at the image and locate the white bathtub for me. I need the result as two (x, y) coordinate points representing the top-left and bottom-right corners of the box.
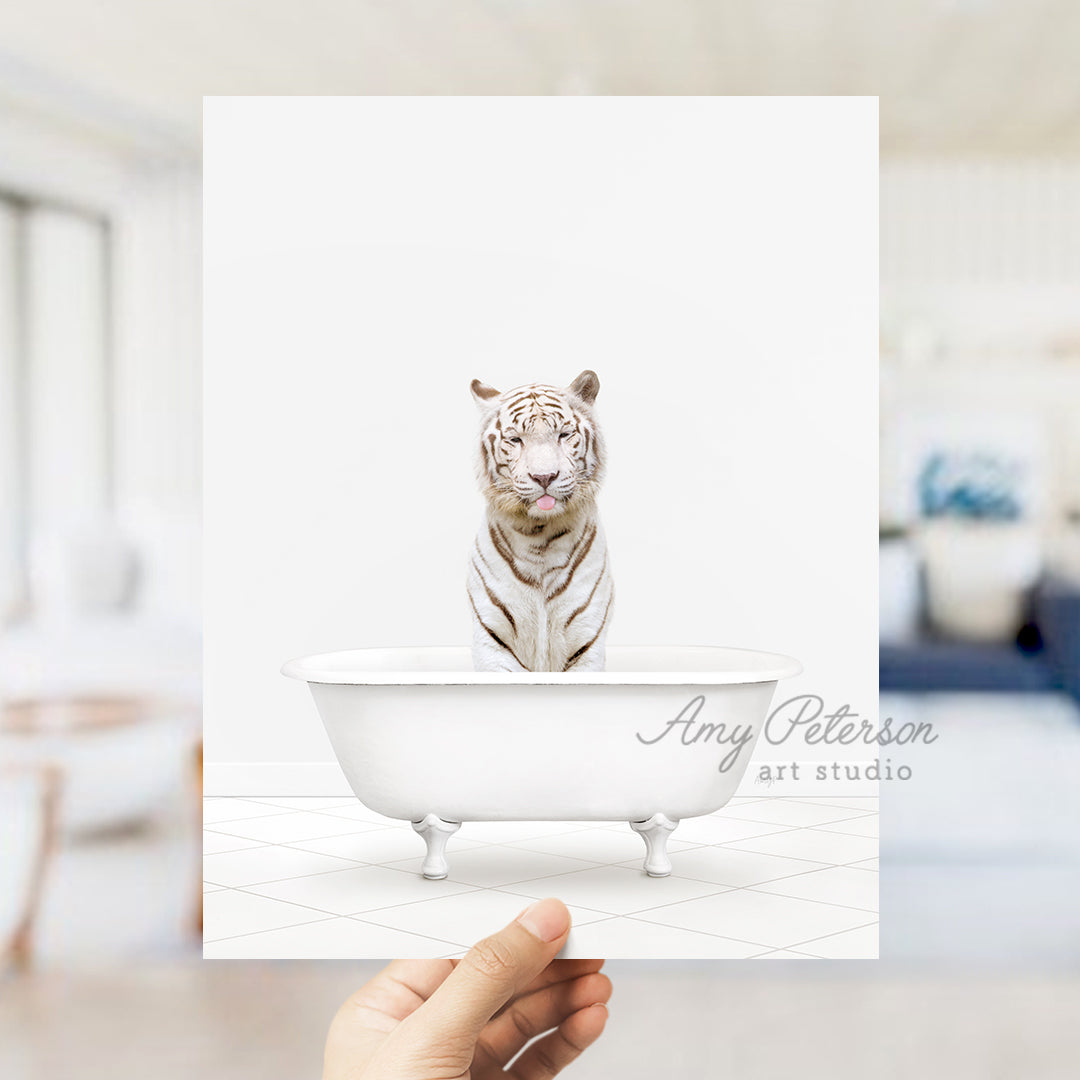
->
(282, 645), (801, 878)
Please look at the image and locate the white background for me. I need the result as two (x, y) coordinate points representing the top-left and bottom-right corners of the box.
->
(203, 97), (878, 782)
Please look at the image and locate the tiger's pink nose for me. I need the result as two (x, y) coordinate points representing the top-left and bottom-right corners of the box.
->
(530, 472), (559, 490)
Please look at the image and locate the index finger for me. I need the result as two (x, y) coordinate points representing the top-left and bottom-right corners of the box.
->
(401, 898), (571, 1051)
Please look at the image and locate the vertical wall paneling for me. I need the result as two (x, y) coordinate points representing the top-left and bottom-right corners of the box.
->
(0, 199), (23, 617)
(882, 161), (1080, 287)
(23, 207), (109, 541)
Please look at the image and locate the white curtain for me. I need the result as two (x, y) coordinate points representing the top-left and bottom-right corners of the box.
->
(0, 202), (20, 620)
(112, 164), (202, 625)
(0, 199), (110, 623)
(24, 207), (110, 536)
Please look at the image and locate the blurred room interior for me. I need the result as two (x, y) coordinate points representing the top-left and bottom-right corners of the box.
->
(1, 1), (1079, 1077)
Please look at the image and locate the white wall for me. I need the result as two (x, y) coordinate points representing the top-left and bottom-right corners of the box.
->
(203, 97), (878, 784)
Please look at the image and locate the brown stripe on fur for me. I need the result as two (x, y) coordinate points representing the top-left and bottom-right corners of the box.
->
(550, 522), (591, 572)
(540, 527), (570, 549)
(473, 538), (496, 578)
(563, 593), (613, 670)
(489, 523), (540, 587)
(564, 552), (607, 628)
(546, 523), (597, 601)
(471, 558), (517, 633)
(468, 591), (526, 667)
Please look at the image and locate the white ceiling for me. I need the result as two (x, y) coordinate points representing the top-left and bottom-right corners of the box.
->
(0, 0), (1078, 157)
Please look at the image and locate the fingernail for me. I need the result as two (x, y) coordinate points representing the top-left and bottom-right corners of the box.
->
(516, 897), (569, 942)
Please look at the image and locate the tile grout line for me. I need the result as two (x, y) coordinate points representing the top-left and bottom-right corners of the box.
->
(662, 825), (808, 845)
(624, 907), (858, 954)
(202, 857), (371, 889)
(641, 860), (878, 896)
(718, 833), (878, 861)
(333, 917), (481, 952)
(207, 878), (876, 957)
(610, 878), (877, 922)
(814, 825), (881, 839)
(714, 809), (880, 830)
(205, 914), (469, 956)
(351, 894), (777, 954)
(347, 906), (619, 950)
(202, 907), (339, 945)
(495, 879), (736, 920)
(511, 910), (785, 956)
(588, 869), (878, 921)
(209, 840), (877, 911)
(205, 909), (467, 953)
(221, 882), (483, 922)
(739, 884), (878, 915)
(613, 917), (796, 954)
(780, 918), (880, 957)
(203, 802), (879, 956)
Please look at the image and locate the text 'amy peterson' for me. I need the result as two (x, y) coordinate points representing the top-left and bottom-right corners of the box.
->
(635, 693), (937, 774)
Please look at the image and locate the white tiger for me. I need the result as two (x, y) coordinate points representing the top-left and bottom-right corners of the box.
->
(467, 370), (614, 672)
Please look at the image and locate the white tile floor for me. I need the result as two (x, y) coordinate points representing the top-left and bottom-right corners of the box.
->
(203, 795), (878, 959)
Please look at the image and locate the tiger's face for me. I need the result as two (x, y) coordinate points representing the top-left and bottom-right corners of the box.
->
(471, 370), (605, 521)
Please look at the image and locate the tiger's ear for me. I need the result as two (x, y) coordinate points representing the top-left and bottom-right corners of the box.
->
(567, 370), (599, 406)
(470, 379), (501, 410)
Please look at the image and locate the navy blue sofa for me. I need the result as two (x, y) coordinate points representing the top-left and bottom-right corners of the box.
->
(880, 577), (1080, 701)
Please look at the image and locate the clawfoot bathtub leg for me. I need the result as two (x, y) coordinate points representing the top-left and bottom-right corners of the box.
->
(630, 813), (679, 877)
(412, 814), (461, 879)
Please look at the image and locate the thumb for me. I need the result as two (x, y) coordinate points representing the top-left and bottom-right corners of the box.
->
(403, 898), (571, 1053)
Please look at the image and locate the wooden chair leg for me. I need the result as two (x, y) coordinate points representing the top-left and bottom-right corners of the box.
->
(10, 924), (34, 973)
(3, 765), (62, 974)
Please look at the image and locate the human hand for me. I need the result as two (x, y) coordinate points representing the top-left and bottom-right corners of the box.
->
(324, 898), (610, 1079)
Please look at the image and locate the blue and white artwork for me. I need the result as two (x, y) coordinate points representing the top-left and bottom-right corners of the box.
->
(918, 451), (1026, 521)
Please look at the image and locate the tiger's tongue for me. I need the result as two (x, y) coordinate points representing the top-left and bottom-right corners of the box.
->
(536, 495), (556, 511)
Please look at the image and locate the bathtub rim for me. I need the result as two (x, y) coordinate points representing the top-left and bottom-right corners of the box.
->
(281, 644), (802, 686)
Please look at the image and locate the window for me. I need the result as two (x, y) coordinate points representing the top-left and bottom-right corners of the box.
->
(0, 191), (112, 621)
